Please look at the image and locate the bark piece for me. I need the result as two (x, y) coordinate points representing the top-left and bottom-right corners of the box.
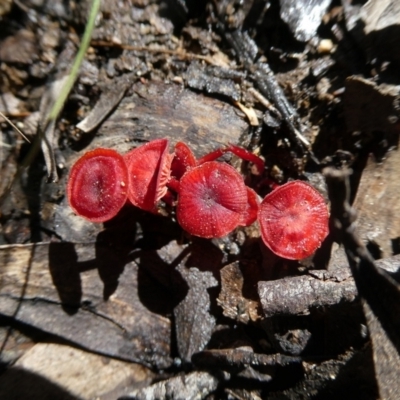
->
(361, 0), (400, 65)
(258, 255), (400, 318)
(363, 301), (400, 400)
(174, 265), (218, 363)
(262, 318), (313, 356)
(12, 343), (151, 400)
(324, 167), (400, 400)
(193, 348), (303, 387)
(119, 371), (219, 400)
(94, 81), (249, 157)
(0, 242), (172, 369)
(76, 73), (135, 133)
(280, 0), (332, 42)
(218, 263), (260, 323)
(0, 367), (77, 400)
(279, 347), (378, 399)
(185, 62), (241, 101)
(344, 76), (400, 138)
(192, 348), (301, 370)
(352, 149), (400, 258)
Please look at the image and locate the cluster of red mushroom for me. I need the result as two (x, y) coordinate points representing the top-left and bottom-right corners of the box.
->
(67, 138), (329, 260)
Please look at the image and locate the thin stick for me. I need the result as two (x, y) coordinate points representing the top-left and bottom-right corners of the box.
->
(0, 111), (30, 143)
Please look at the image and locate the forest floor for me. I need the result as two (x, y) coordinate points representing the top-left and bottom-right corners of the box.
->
(1, 0), (400, 399)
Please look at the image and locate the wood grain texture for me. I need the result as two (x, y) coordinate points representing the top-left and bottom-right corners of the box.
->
(93, 82), (249, 158)
(0, 242), (172, 369)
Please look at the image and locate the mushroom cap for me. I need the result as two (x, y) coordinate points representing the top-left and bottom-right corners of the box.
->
(124, 139), (173, 212)
(171, 141), (197, 179)
(258, 181), (329, 260)
(239, 187), (260, 227)
(177, 161), (248, 238)
(67, 148), (128, 223)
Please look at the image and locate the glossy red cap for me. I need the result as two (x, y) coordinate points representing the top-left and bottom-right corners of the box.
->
(258, 181), (329, 260)
(177, 161), (248, 238)
(124, 139), (174, 212)
(67, 148), (128, 223)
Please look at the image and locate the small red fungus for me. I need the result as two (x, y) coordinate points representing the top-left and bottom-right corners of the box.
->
(171, 141), (197, 179)
(67, 148), (128, 223)
(124, 139), (174, 212)
(240, 187), (260, 227)
(197, 144), (264, 175)
(258, 181), (329, 260)
(224, 144), (265, 175)
(177, 161), (248, 238)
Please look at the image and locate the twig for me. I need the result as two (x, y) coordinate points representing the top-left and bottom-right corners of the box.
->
(0, 111), (30, 143)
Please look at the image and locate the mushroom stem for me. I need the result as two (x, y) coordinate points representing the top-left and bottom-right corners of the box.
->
(197, 144), (265, 175)
(226, 144), (265, 175)
(197, 148), (226, 165)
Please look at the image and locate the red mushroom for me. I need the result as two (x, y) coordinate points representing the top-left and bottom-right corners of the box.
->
(258, 181), (329, 260)
(124, 139), (174, 212)
(197, 143), (265, 175)
(67, 148), (128, 223)
(176, 161), (248, 238)
(171, 141), (197, 180)
(240, 187), (260, 227)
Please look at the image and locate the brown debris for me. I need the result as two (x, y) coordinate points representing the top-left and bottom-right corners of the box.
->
(218, 263), (260, 323)
(352, 148), (400, 258)
(324, 167), (400, 400)
(362, 0), (400, 65)
(344, 76), (400, 137)
(94, 81), (249, 156)
(120, 371), (219, 400)
(2, 0), (400, 397)
(173, 265), (218, 363)
(258, 255), (400, 318)
(0, 242), (172, 369)
(76, 72), (136, 133)
(0, 29), (38, 64)
(2, 343), (152, 400)
(192, 347), (301, 371)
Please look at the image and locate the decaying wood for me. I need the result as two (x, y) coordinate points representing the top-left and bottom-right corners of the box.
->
(218, 262), (260, 323)
(258, 255), (400, 318)
(361, 0), (400, 65)
(2, 0), (400, 397)
(344, 76), (400, 139)
(192, 347), (303, 389)
(173, 265), (218, 363)
(2, 343), (152, 400)
(76, 72), (137, 133)
(214, 4), (311, 152)
(120, 371), (220, 400)
(192, 347), (301, 371)
(352, 148), (400, 258)
(324, 167), (400, 400)
(279, 0), (332, 42)
(185, 61), (242, 101)
(0, 242), (172, 369)
(92, 81), (249, 158)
